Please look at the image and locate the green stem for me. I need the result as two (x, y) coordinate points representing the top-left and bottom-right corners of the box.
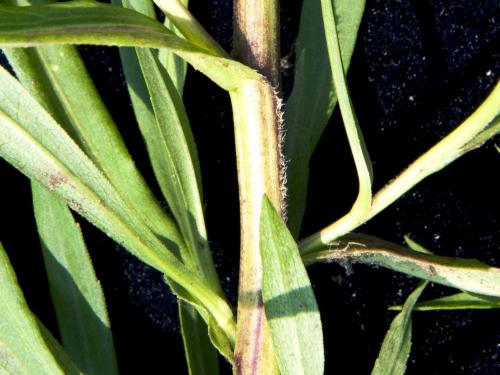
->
(300, 81), (500, 254)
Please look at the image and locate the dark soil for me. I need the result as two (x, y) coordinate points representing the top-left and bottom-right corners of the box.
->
(1, 0), (499, 374)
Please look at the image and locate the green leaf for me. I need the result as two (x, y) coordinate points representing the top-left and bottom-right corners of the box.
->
(0, 341), (27, 375)
(299, 82), (500, 254)
(119, 0), (189, 92)
(32, 184), (119, 375)
(299, 83), (500, 255)
(1, 46), (181, 244)
(260, 196), (324, 375)
(320, 0), (372, 228)
(2, 2), (213, 365)
(115, 0), (221, 369)
(153, 0), (227, 58)
(135, 46), (217, 281)
(159, 0), (222, 366)
(367, 84), (500, 220)
(460, 112), (500, 152)
(0, 242), (82, 375)
(303, 234), (500, 298)
(179, 301), (219, 375)
(115, 0), (216, 284)
(0, 64), (236, 343)
(159, 0), (189, 92)
(391, 292), (500, 311)
(0, 0), (183, 246)
(284, 0), (366, 236)
(167, 277), (234, 362)
(0, 1), (258, 91)
(372, 282), (427, 375)
(0, 0), (248, 358)
(404, 235), (433, 254)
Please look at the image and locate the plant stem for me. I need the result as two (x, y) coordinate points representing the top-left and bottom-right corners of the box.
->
(232, 0), (283, 373)
(233, 0), (281, 89)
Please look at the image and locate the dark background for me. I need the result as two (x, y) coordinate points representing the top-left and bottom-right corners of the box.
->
(1, 0), (499, 374)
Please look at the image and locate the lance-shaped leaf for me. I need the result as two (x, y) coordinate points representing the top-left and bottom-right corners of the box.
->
(138, 31), (221, 375)
(135, 46), (218, 286)
(284, 0), (366, 236)
(1, 42), (181, 245)
(260, 196), (324, 375)
(0, 1), (259, 91)
(2, 2), (176, 367)
(119, 0), (190, 93)
(318, 0), (373, 233)
(303, 234), (500, 298)
(114, 0), (221, 369)
(0, 0), (263, 357)
(404, 235), (433, 254)
(0, 242), (81, 375)
(155, 0), (222, 369)
(158, 0), (189, 92)
(153, 0), (227, 58)
(178, 300), (219, 374)
(299, 53), (499, 255)
(372, 282), (427, 375)
(32, 184), (119, 375)
(170, 279), (234, 362)
(391, 292), (500, 311)
(0, 65), (236, 343)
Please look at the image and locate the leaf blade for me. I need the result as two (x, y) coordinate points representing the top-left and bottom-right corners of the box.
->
(372, 282), (427, 375)
(391, 292), (500, 311)
(32, 184), (119, 375)
(320, 0), (372, 228)
(179, 301), (219, 375)
(260, 196), (324, 375)
(303, 234), (500, 298)
(0, 1), (183, 246)
(299, 83), (500, 255)
(159, 0), (189, 92)
(0, 64), (236, 343)
(135, 47), (218, 282)
(157, 0), (222, 366)
(0, 1), (257, 91)
(114, 0), (221, 369)
(0, 243), (81, 375)
(284, 0), (366, 236)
